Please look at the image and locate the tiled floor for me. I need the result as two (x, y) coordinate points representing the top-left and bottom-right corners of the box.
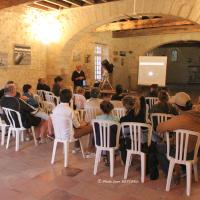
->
(0, 139), (200, 200)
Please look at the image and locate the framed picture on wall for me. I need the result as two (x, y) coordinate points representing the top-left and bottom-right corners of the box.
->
(0, 52), (8, 67)
(171, 49), (178, 62)
(14, 45), (31, 65)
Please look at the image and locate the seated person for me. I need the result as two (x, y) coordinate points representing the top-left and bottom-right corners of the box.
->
(37, 78), (50, 91)
(51, 89), (93, 154)
(150, 90), (178, 115)
(111, 84), (124, 101)
(0, 84), (49, 143)
(156, 92), (195, 180)
(85, 87), (102, 109)
(96, 101), (119, 166)
(52, 76), (63, 97)
(146, 84), (159, 97)
(96, 100), (118, 122)
(23, 84), (39, 108)
(119, 95), (146, 164)
(74, 87), (86, 110)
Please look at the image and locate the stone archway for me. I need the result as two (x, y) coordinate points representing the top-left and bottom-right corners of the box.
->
(46, 0), (200, 87)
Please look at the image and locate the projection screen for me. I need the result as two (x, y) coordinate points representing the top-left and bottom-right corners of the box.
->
(138, 56), (167, 86)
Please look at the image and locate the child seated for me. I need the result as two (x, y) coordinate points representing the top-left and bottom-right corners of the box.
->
(96, 101), (119, 166)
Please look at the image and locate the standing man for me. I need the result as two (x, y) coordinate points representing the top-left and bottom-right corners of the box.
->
(71, 65), (86, 88)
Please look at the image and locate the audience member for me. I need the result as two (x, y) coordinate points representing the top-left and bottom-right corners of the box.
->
(52, 76), (63, 97)
(74, 87), (86, 109)
(51, 89), (93, 154)
(23, 84), (39, 108)
(71, 65), (86, 88)
(85, 87), (102, 109)
(150, 90), (178, 115)
(37, 78), (50, 91)
(119, 95), (146, 164)
(156, 92), (195, 180)
(96, 101), (119, 166)
(147, 84), (159, 97)
(0, 84), (48, 142)
(111, 84), (124, 101)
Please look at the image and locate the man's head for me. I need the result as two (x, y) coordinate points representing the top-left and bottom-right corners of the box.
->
(100, 101), (114, 114)
(38, 78), (45, 84)
(76, 65), (82, 71)
(115, 84), (123, 95)
(54, 76), (63, 87)
(23, 84), (32, 94)
(90, 87), (100, 98)
(158, 90), (169, 103)
(60, 89), (72, 103)
(170, 92), (193, 111)
(4, 84), (17, 97)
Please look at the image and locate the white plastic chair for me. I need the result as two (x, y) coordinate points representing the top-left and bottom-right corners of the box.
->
(85, 107), (101, 123)
(166, 129), (200, 196)
(2, 107), (37, 151)
(43, 101), (55, 115)
(43, 91), (60, 106)
(92, 119), (120, 177)
(37, 90), (45, 101)
(74, 109), (86, 122)
(112, 108), (126, 120)
(51, 114), (85, 168)
(121, 122), (152, 183)
(0, 117), (9, 146)
(145, 97), (159, 122)
(150, 113), (174, 140)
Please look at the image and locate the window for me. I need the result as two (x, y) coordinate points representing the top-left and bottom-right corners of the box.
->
(94, 44), (109, 81)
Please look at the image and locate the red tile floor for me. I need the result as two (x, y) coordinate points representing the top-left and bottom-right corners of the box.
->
(0, 140), (200, 200)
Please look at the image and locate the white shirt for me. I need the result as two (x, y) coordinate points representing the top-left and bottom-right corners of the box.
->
(74, 94), (86, 109)
(52, 103), (80, 140)
(85, 98), (102, 109)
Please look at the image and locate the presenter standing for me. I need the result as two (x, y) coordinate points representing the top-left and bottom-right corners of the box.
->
(71, 65), (86, 88)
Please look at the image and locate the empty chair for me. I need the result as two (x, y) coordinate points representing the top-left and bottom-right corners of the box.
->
(2, 107), (37, 151)
(112, 107), (125, 120)
(85, 107), (101, 123)
(166, 129), (200, 196)
(92, 119), (120, 177)
(51, 114), (85, 167)
(121, 122), (152, 183)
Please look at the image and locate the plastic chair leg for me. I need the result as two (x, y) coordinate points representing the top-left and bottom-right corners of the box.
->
(166, 161), (175, 192)
(64, 141), (69, 168)
(6, 128), (11, 149)
(186, 163), (192, 196)
(141, 153), (146, 183)
(124, 151), (131, 179)
(109, 149), (114, 177)
(51, 140), (58, 164)
(94, 148), (101, 175)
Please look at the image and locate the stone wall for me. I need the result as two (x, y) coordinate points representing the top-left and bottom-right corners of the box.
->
(0, 6), (47, 92)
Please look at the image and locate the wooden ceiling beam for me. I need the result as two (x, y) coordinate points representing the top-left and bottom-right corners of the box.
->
(28, 3), (50, 10)
(96, 17), (194, 32)
(62, 0), (83, 6)
(0, 0), (35, 9)
(35, 0), (60, 9)
(81, 0), (95, 5)
(44, 0), (71, 8)
(112, 25), (200, 38)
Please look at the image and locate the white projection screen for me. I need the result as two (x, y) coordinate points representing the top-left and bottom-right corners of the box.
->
(138, 56), (167, 86)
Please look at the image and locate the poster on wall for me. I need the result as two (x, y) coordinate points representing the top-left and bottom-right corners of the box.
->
(0, 52), (8, 67)
(14, 45), (31, 65)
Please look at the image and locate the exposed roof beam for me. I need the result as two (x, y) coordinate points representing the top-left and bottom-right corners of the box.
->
(62, 0), (83, 6)
(0, 0), (35, 9)
(81, 0), (95, 5)
(96, 17), (194, 32)
(28, 3), (50, 10)
(44, 0), (71, 8)
(112, 25), (200, 38)
(35, 0), (60, 9)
